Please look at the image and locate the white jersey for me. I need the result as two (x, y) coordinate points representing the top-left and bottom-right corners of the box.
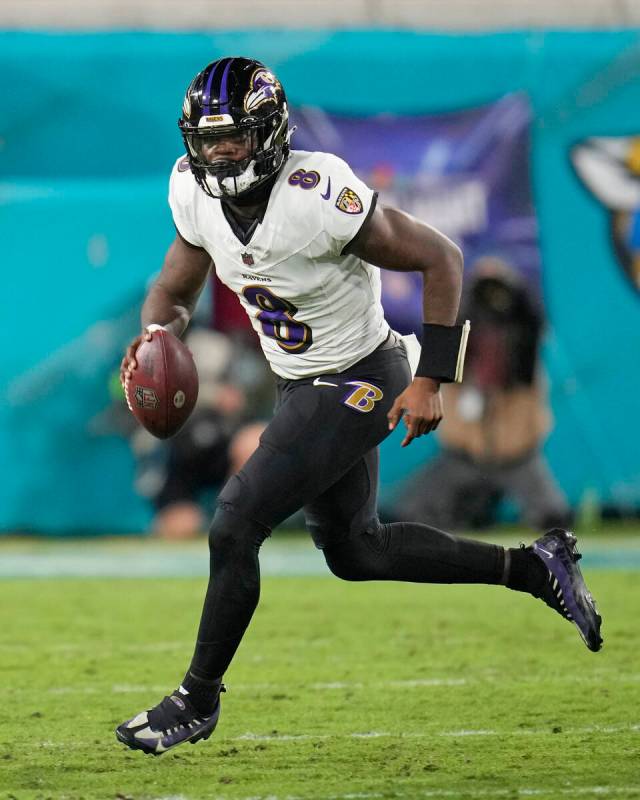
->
(168, 150), (390, 379)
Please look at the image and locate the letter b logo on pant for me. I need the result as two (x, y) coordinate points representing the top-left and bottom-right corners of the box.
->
(342, 381), (383, 413)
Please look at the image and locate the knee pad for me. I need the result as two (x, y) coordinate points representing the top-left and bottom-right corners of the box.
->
(323, 522), (388, 581)
(306, 519), (341, 550)
(323, 545), (366, 581)
(208, 505), (270, 562)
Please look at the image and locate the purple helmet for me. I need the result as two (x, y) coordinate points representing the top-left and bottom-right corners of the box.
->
(178, 57), (291, 199)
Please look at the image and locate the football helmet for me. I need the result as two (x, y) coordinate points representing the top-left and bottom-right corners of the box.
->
(178, 57), (291, 199)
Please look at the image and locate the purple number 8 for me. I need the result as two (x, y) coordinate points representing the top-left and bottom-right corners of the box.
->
(243, 285), (313, 354)
(287, 169), (320, 190)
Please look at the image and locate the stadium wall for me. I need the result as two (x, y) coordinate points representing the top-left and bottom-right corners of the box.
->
(2, 30), (640, 533)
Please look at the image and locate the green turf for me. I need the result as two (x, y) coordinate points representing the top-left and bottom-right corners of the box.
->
(0, 570), (638, 800)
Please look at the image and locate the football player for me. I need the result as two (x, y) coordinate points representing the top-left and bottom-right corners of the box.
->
(115, 57), (602, 756)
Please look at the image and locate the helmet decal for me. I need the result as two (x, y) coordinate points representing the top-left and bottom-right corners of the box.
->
(217, 58), (235, 115)
(183, 94), (191, 118)
(202, 58), (224, 114)
(244, 68), (281, 113)
(197, 113), (235, 128)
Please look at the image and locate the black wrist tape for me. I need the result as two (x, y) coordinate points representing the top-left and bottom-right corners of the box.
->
(415, 320), (471, 383)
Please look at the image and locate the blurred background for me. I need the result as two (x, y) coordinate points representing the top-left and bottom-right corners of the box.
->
(2, 1), (640, 537)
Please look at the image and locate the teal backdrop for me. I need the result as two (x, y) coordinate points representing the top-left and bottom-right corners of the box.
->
(2, 30), (640, 533)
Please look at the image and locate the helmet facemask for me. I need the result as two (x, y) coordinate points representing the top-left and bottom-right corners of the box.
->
(184, 127), (258, 198)
(180, 107), (290, 200)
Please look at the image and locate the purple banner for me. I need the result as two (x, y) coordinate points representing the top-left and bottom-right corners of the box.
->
(292, 93), (541, 335)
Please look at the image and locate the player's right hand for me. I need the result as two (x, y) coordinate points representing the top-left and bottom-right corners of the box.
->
(119, 330), (152, 388)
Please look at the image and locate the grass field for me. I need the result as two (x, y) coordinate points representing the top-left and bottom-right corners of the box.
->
(0, 532), (639, 800)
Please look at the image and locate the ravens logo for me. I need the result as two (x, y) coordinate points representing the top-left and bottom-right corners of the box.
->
(571, 136), (640, 293)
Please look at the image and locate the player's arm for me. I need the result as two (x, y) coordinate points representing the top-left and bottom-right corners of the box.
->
(120, 233), (212, 384)
(141, 232), (212, 334)
(345, 204), (464, 447)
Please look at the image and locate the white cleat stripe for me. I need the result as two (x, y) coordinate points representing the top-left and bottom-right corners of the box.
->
(126, 711), (149, 728)
(134, 725), (163, 742)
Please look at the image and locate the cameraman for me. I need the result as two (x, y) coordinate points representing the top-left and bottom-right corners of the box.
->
(400, 257), (572, 531)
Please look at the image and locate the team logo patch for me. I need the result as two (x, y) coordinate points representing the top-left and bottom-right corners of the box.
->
(134, 386), (159, 410)
(336, 187), (363, 215)
(571, 136), (640, 293)
(342, 381), (383, 413)
(177, 157), (191, 173)
(244, 68), (281, 113)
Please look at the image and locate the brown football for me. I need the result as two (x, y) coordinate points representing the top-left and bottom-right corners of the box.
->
(125, 326), (199, 439)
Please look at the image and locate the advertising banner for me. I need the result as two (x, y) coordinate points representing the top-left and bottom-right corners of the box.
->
(293, 94), (541, 334)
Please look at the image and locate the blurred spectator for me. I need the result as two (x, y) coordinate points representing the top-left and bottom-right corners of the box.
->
(147, 416), (267, 539)
(94, 311), (272, 539)
(133, 325), (271, 539)
(88, 277), (273, 538)
(399, 257), (572, 531)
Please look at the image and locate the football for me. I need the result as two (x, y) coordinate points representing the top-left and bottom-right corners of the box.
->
(125, 325), (199, 439)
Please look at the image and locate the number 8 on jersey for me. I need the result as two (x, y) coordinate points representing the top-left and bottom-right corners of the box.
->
(242, 285), (313, 354)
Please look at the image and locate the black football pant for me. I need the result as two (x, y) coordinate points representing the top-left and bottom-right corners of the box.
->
(188, 340), (506, 681)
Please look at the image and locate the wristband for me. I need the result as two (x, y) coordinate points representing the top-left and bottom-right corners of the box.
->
(415, 320), (471, 383)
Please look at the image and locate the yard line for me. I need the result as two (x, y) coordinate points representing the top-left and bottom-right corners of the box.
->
(43, 678), (469, 695)
(235, 732), (325, 742)
(438, 724), (640, 737)
(311, 679), (467, 689)
(151, 796), (190, 800)
(387, 678), (467, 687)
(39, 674), (640, 696)
(158, 786), (640, 800)
(0, 641), (192, 653)
(311, 681), (365, 689)
(29, 723), (640, 751)
(227, 723), (640, 743)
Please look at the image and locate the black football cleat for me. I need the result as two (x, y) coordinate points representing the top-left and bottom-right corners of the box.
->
(528, 529), (603, 652)
(115, 685), (224, 755)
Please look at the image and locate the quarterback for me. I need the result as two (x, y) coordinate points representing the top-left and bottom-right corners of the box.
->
(116, 57), (602, 755)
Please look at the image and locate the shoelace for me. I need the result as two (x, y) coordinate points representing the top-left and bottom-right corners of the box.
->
(149, 685), (226, 735)
(521, 535), (580, 620)
(520, 534), (583, 565)
(556, 545), (582, 571)
(150, 696), (200, 734)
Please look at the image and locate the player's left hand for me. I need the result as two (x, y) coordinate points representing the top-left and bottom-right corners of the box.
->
(387, 377), (443, 447)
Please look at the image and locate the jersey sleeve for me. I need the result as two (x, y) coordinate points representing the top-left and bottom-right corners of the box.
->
(318, 154), (376, 257)
(168, 157), (204, 248)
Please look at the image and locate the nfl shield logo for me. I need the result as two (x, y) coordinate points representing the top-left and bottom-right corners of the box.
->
(241, 252), (254, 266)
(134, 385), (159, 410)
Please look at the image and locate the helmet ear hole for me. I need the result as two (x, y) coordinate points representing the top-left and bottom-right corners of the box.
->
(177, 57), (290, 199)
